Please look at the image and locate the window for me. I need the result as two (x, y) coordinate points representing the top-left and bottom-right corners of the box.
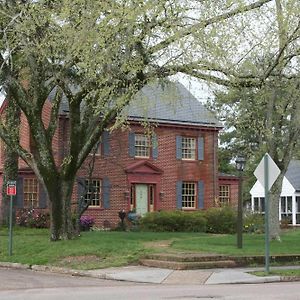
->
(90, 140), (101, 156)
(182, 137), (196, 160)
(135, 134), (150, 158)
(182, 182), (196, 209)
(24, 178), (39, 208)
(253, 197), (265, 213)
(281, 196), (293, 224)
(219, 185), (230, 205)
(85, 179), (101, 207)
(176, 136), (204, 160)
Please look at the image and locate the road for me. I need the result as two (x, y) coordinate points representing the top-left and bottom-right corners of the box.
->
(1, 268), (300, 300)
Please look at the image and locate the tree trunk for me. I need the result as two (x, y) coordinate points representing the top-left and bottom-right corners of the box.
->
(1, 99), (20, 224)
(269, 173), (284, 240)
(46, 176), (76, 240)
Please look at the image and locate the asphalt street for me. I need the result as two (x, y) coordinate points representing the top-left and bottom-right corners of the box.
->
(1, 268), (300, 300)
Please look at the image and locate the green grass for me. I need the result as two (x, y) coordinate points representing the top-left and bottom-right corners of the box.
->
(252, 269), (300, 277)
(0, 227), (299, 270)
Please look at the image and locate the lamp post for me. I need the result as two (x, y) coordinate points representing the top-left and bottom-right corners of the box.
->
(235, 156), (246, 249)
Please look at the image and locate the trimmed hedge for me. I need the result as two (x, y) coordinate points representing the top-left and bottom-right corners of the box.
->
(205, 206), (237, 234)
(140, 210), (207, 232)
(139, 207), (238, 234)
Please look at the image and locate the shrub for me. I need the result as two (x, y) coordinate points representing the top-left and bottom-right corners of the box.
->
(16, 209), (50, 228)
(205, 206), (237, 234)
(80, 215), (95, 231)
(140, 210), (207, 232)
(243, 211), (265, 233)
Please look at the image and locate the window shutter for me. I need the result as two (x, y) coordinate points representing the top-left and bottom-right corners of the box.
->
(77, 177), (86, 207)
(102, 131), (110, 156)
(103, 177), (110, 209)
(16, 177), (24, 208)
(128, 132), (135, 157)
(176, 136), (182, 159)
(152, 133), (158, 159)
(39, 183), (48, 208)
(198, 137), (204, 160)
(198, 180), (204, 209)
(176, 181), (182, 209)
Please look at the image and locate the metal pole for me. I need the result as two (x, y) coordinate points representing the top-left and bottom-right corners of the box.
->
(237, 170), (243, 248)
(8, 195), (13, 256)
(264, 154), (270, 274)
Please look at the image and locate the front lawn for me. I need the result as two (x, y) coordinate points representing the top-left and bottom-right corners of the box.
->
(0, 227), (299, 270)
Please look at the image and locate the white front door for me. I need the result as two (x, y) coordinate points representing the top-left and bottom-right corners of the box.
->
(135, 184), (148, 216)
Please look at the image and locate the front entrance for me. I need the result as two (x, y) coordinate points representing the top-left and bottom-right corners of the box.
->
(134, 184), (155, 216)
(135, 184), (148, 216)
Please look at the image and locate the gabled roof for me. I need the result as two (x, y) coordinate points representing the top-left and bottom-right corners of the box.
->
(126, 81), (222, 128)
(285, 160), (300, 192)
(48, 81), (222, 128)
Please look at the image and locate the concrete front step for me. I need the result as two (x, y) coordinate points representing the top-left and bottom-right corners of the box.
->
(139, 259), (238, 270)
(144, 253), (229, 262)
(140, 253), (300, 270)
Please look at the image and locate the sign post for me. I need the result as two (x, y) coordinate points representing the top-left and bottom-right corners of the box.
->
(254, 153), (280, 274)
(6, 180), (16, 256)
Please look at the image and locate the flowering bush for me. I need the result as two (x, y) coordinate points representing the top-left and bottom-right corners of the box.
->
(80, 215), (95, 231)
(243, 211), (264, 233)
(16, 209), (50, 228)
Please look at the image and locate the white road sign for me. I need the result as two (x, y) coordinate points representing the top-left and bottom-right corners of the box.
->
(254, 153), (280, 191)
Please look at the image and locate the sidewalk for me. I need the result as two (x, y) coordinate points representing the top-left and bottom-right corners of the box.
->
(84, 265), (282, 285)
(1, 262), (300, 285)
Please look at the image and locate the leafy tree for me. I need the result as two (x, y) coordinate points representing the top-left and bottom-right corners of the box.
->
(1, 0), (299, 240)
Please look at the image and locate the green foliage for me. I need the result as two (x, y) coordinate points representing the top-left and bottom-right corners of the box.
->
(205, 206), (237, 234)
(15, 209), (50, 229)
(243, 211), (265, 234)
(140, 210), (207, 232)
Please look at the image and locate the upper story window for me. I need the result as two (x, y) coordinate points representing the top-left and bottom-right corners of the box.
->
(85, 179), (101, 207)
(135, 134), (150, 158)
(89, 131), (110, 157)
(182, 137), (196, 160)
(129, 132), (158, 159)
(24, 178), (39, 208)
(176, 136), (204, 161)
(219, 185), (230, 205)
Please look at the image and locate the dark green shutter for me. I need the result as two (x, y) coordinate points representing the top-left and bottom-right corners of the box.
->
(77, 177), (86, 207)
(102, 131), (110, 156)
(198, 137), (204, 160)
(39, 183), (48, 208)
(176, 136), (182, 159)
(128, 132), (135, 157)
(152, 133), (158, 159)
(198, 181), (204, 209)
(176, 181), (182, 209)
(16, 177), (24, 208)
(103, 177), (110, 209)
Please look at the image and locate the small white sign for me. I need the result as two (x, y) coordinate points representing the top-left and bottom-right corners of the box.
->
(254, 153), (280, 191)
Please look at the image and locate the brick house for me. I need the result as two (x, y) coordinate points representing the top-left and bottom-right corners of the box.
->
(0, 81), (239, 228)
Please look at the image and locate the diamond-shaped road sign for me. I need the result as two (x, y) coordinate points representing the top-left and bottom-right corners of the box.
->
(254, 153), (280, 191)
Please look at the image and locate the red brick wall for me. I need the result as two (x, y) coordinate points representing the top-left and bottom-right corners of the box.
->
(218, 176), (239, 207)
(77, 123), (220, 228)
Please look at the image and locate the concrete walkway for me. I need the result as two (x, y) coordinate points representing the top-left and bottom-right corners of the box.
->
(83, 265), (293, 285)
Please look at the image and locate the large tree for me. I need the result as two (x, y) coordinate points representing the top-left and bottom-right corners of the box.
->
(207, 0), (300, 239)
(0, 0), (298, 240)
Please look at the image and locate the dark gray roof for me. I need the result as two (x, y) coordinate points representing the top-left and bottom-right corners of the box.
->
(126, 81), (222, 128)
(48, 81), (221, 128)
(48, 87), (69, 114)
(285, 160), (300, 191)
